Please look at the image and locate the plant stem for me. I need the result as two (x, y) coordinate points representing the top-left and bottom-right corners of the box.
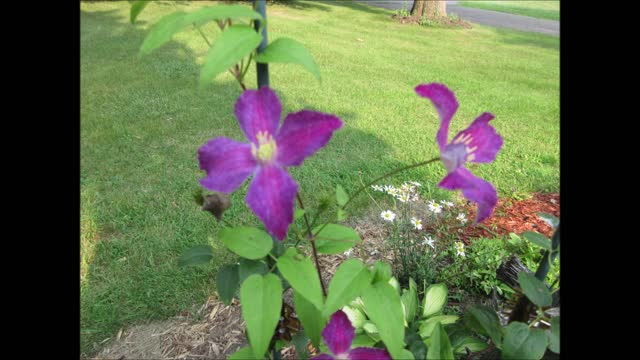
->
(296, 193), (327, 297)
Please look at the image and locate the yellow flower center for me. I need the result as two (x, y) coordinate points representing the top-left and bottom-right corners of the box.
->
(251, 131), (277, 163)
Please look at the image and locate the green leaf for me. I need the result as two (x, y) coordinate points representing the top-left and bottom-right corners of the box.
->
(228, 346), (256, 360)
(216, 263), (239, 305)
(427, 323), (454, 360)
(453, 336), (488, 354)
(362, 321), (381, 342)
(371, 261), (392, 284)
(464, 305), (503, 347)
(401, 278), (418, 325)
(406, 331), (427, 360)
(362, 282), (405, 359)
(313, 224), (362, 254)
(502, 322), (548, 360)
(342, 305), (366, 329)
(294, 290), (326, 348)
(337, 209), (348, 221)
(140, 11), (188, 55)
(419, 315), (459, 338)
(401, 349), (417, 360)
(323, 259), (372, 317)
(522, 231), (551, 250)
(255, 37), (321, 80)
(352, 334), (376, 348)
(537, 212), (559, 229)
(240, 274), (282, 358)
(139, 5), (263, 55)
(219, 226), (273, 260)
(336, 184), (348, 206)
(183, 4), (263, 28)
(294, 209), (305, 220)
(130, 0), (151, 24)
(178, 245), (213, 266)
(547, 317), (559, 353)
(238, 258), (269, 284)
(277, 248), (324, 310)
(518, 272), (552, 307)
(508, 233), (522, 246)
(388, 277), (401, 295)
(422, 283), (448, 318)
(200, 25), (262, 87)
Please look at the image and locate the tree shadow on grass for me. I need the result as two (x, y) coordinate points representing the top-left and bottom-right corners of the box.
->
(316, 0), (393, 16)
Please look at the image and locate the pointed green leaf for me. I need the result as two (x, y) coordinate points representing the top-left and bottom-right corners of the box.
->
(518, 272), (552, 307)
(255, 37), (321, 80)
(323, 259), (372, 317)
(130, 0), (151, 24)
(502, 322), (548, 360)
(402, 278), (419, 325)
(547, 316), (559, 353)
(313, 224), (362, 254)
(277, 248), (324, 310)
(352, 334), (376, 348)
(342, 305), (366, 329)
(219, 226), (272, 260)
(362, 320), (381, 342)
(464, 305), (503, 347)
(522, 231), (551, 250)
(294, 208), (305, 220)
(200, 25), (262, 86)
(401, 349), (416, 360)
(294, 290), (326, 348)
(423, 283), (448, 318)
(537, 212), (559, 229)
(228, 346), (257, 360)
(371, 260), (391, 284)
(336, 184), (348, 206)
(140, 11), (188, 55)
(453, 336), (488, 354)
(419, 315), (459, 338)
(216, 263), (239, 305)
(238, 258), (269, 284)
(362, 282), (405, 359)
(427, 323), (454, 360)
(183, 5), (263, 28)
(178, 244), (213, 266)
(240, 274), (282, 358)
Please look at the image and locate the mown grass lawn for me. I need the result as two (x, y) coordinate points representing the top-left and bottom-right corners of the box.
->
(81, 0), (558, 355)
(458, 1), (560, 21)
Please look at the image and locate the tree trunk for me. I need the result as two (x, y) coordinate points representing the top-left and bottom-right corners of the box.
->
(411, 0), (446, 19)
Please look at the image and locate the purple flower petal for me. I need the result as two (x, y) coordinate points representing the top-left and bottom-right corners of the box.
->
(322, 310), (355, 356)
(415, 83), (459, 151)
(438, 167), (497, 223)
(198, 137), (256, 193)
(245, 165), (298, 240)
(450, 112), (502, 163)
(311, 354), (335, 360)
(275, 110), (343, 166)
(234, 87), (282, 144)
(348, 347), (392, 360)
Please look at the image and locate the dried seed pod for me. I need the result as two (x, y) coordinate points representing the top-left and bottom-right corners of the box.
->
(202, 193), (231, 221)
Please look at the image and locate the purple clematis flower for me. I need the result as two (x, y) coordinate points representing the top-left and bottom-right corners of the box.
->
(415, 83), (503, 223)
(198, 87), (342, 240)
(313, 310), (390, 360)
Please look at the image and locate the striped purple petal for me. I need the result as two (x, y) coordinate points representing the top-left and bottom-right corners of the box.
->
(275, 110), (343, 167)
(245, 165), (298, 240)
(322, 310), (355, 356)
(311, 354), (335, 360)
(198, 137), (256, 193)
(438, 167), (497, 223)
(415, 83), (459, 151)
(234, 87), (282, 144)
(450, 112), (502, 163)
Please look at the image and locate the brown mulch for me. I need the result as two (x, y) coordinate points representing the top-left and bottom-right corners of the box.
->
(458, 193), (560, 244)
(391, 14), (473, 28)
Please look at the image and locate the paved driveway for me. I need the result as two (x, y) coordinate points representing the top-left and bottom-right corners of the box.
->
(355, 0), (559, 36)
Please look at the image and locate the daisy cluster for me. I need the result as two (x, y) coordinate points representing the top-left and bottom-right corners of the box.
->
(371, 181), (422, 203)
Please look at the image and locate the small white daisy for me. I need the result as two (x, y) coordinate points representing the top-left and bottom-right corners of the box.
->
(371, 184), (383, 192)
(445, 201), (454, 208)
(428, 200), (442, 214)
(411, 217), (423, 230)
(422, 235), (435, 249)
(397, 193), (410, 203)
(381, 210), (396, 222)
(455, 241), (466, 257)
(456, 213), (467, 224)
(409, 181), (422, 187)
